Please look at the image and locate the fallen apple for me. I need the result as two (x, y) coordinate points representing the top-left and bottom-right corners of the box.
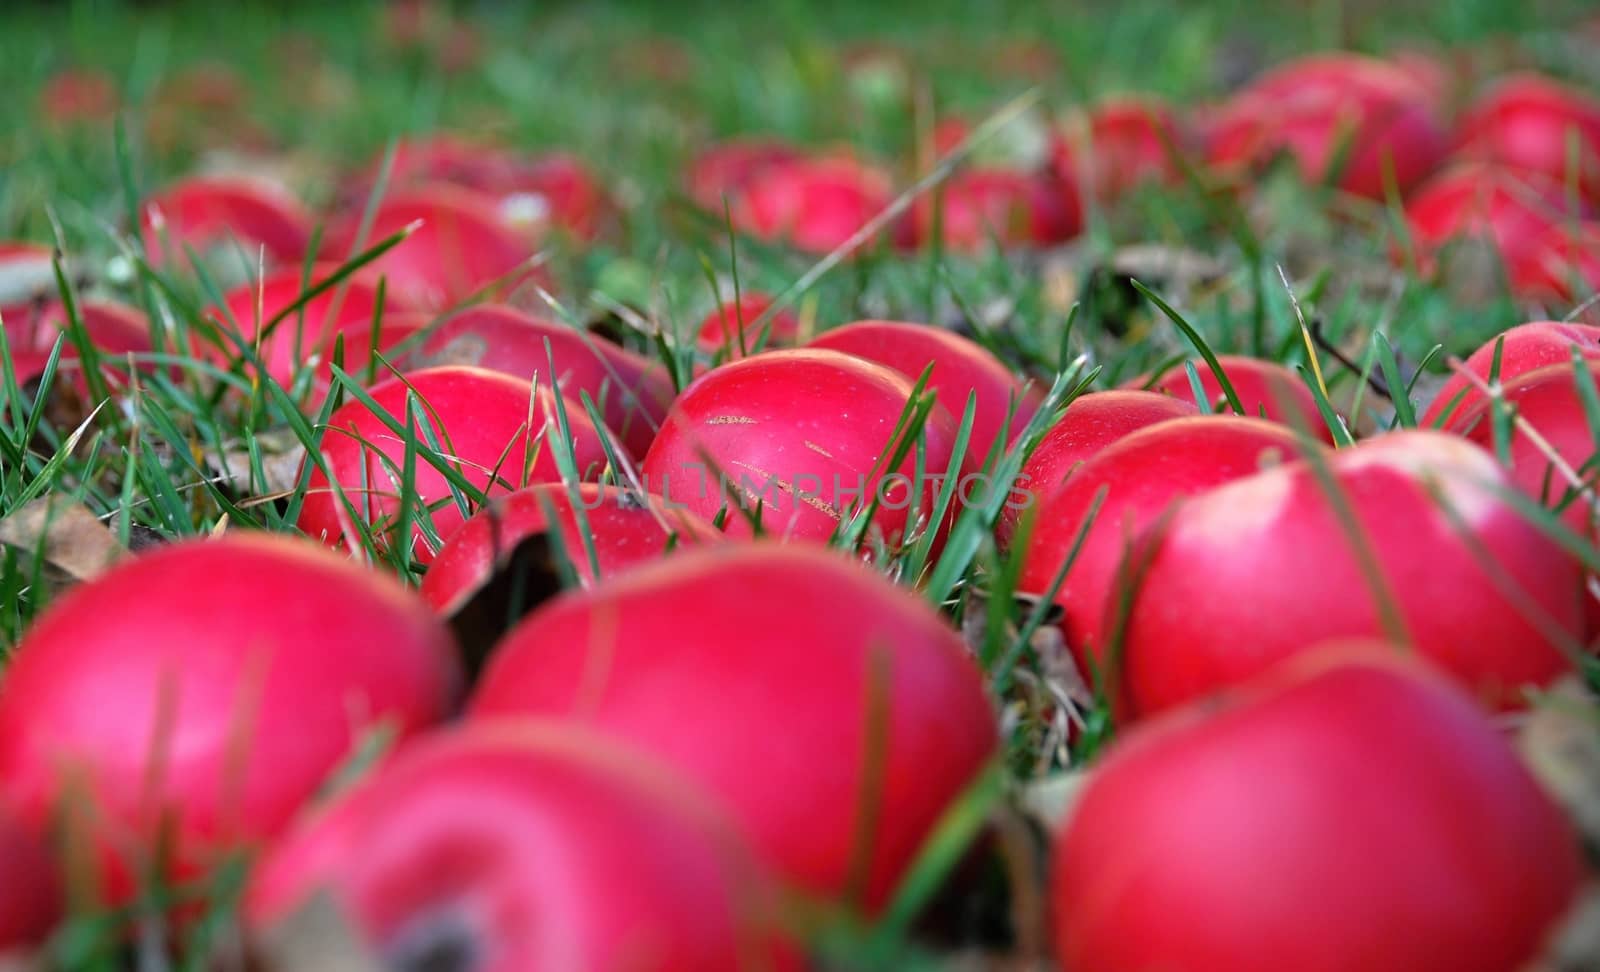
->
(1422, 320), (1600, 430)
(1130, 354), (1337, 443)
(732, 155), (895, 255)
(696, 291), (802, 359)
(141, 175), (312, 272)
(1455, 72), (1600, 203)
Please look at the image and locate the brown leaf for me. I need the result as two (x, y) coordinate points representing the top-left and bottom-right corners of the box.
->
(0, 497), (128, 584)
(1518, 677), (1600, 849)
(204, 429), (309, 498)
(252, 889), (384, 972)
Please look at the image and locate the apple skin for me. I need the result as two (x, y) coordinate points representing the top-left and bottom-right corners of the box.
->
(328, 185), (542, 311)
(415, 303), (676, 459)
(696, 292), (802, 359)
(1053, 651), (1585, 972)
(297, 366), (613, 562)
(998, 390), (1197, 548)
(1422, 321), (1600, 430)
(1015, 415), (1309, 675)
(1403, 163), (1581, 274)
(1510, 221), (1600, 306)
(0, 533), (460, 903)
(4, 299), (158, 395)
(732, 155), (895, 255)
(1202, 54), (1447, 200)
(141, 176), (312, 270)
(1128, 354), (1337, 444)
(1119, 430), (1581, 719)
(419, 483), (721, 612)
(806, 319), (1045, 464)
(1455, 72), (1600, 204)
(1053, 96), (1195, 203)
(641, 349), (967, 549)
(468, 542), (996, 912)
(206, 265), (415, 389)
(686, 138), (806, 212)
(246, 724), (802, 972)
(0, 804), (61, 951)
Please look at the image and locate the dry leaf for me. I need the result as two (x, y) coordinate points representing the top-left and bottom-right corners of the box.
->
(253, 889), (384, 972)
(204, 429), (309, 497)
(1017, 772), (1090, 836)
(1518, 677), (1600, 848)
(0, 496), (128, 584)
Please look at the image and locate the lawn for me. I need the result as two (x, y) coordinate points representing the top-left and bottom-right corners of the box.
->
(1, 0), (1599, 969)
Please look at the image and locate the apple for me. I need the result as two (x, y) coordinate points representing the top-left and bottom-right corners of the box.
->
(1129, 354), (1337, 443)
(910, 167), (1080, 251)
(1455, 73), (1600, 203)
(5, 300), (156, 395)
(1422, 320), (1600, 430)
(0, 533), (459, 901)
(640, 348), (967, 548)
(1015, 415), (1308, 675)
(141, 176), (312, 272)
(327, 185), (542, 311)
(420, 482), (720, 612)
(1053, 96), (1195, 202)
(997, 389), (1198, 546)
(246, 724), (800, 972)
(695, 291), (802, 359)
(469, 542), (997, 910)
(1510, 221), (1600, 306)
(0, 804), (60, 951)
(1403, 163), (1580, 274)
(806, 319), (1045, 463)
(732, 155), (895, 255)
(1120, 430), (1581, 717)
(38, 67), (118, 125)
(415, 303), (674, 459)
(297, 366), (613, 561)
(685, 138), (805, 212)
(1053, 651), (1584, 972)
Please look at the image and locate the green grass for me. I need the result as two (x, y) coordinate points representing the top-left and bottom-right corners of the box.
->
(4, 0), (1600, 968)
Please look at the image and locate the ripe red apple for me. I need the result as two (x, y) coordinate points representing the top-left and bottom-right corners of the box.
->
(807, 319), (1045, 463)
(640, 349), (966, 548)
(1456, 73), (1600, 203)
(297, 366), (613, 561)
(0, 533), (459, 901)
(732, 155), (895, 255)
(4, 300), (156, 394)
(1053, 651), (1584, 972)
(420, 482), (720, 611)
(1423, 320), (1600, 429)
(695, 291), (802, 359)
(1015, 416), (1308, 674)
(997, 389), (1197, 546)
(206, 265), (415, 389)
(1120, 430), (1581, 717)
(415, 303), (674, 458)
(246, 724), (800, 972)
(1403, 163), (1580, 273)
(910, 167), (1080, 252)
(1053, 96), (1194, 202)
(141, 176), (312, 271)
(1129, 354), (1337, 443)
(469, 543), (997, 910)
(1510, 221), (1600, 306)
(328, 185), (542, 311)
(1203, 54), (1447, 199)
(685, 138), (805, 211)
(0, 804), (60, 951)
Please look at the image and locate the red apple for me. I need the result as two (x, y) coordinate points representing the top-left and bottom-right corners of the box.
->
(806, 319), (1045, 463)
(1423, 320), (1600, 429)
(1015, 416), (1308, 674)
(420, 482), (720, 611)
(5, 300), (156, 394)
(640, 349), (967, 548)
(1120, 430), (1581, 717)
(297, 366), (613, 561)
(732, 155), (895, 255)
(328, 185), (542, 311)
(206, 265), (415, 389)
(469, 542), (997, 910)
(246, 724), (800, 972)
(685, 138), (805, 211)
(1053, 96), (1195, 202)
(695, 291), (802, 359)
(38, 68), (119, 124)
(1456, 73), (1600, 203)
(0, 804), (60, 951)
(1054, 651), (1584, 972)
(141, 176), (312, 271)
(0, 533), (459, 901)
(911, 167), (1080, 251)
(415, 303), (675, 459)
(1130, 354), (1337, 443)
(1510, 221), (1600, 306)
(997, 389), (1198, 546)
(1403, 163), (1580, 273)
